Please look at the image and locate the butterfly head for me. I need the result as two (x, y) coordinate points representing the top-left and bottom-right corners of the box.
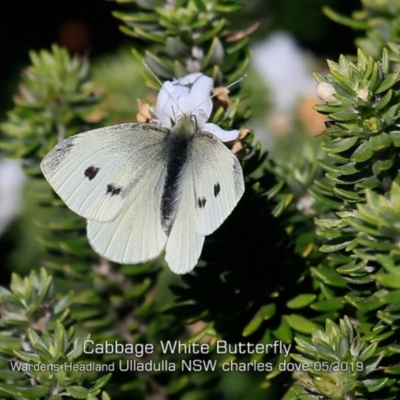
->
(170, 113), (198, 138)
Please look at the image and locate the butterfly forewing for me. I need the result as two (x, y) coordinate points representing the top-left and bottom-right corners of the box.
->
(87, 149), (168, 264)
(40, 123), (169, 223)
(164, 128), (244, 273)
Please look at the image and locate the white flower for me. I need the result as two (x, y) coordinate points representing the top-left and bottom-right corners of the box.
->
(0, 159), (25, 236)
(252, 31), (316, 112)
(156, 73), (239, 142)
(316, 82), (337, 103)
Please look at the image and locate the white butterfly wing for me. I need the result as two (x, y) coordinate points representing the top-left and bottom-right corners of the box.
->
(41, 123), (169, 222)
(165, 131), (244, 274)
(165, 165), (205, 274)
(87, 158), (168, 264)
(191, 131), (244, 235)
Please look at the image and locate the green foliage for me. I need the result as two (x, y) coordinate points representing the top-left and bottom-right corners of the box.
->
(113, 0), (249, 81)
(323, 0), (400, 59)
(0, 269), (110, 399)
(0, 45), (96, 169)
(312, 47), (400, 292)
(0, 45), (101, 279)
(1, 1), (277, 399)
(297, 1), (400, 398)
(2, 0), (400, 399)
(290, 317), (390, 399)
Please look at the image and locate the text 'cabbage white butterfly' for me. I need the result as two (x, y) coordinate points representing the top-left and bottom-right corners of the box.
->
(41, 73), (244, 274)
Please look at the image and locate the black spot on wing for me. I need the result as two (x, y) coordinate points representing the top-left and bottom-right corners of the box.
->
(84, 166), (100, 180)
(214, 183), (221, 197)
(106, 184), (122, 196)
(197, 197), (207, 208)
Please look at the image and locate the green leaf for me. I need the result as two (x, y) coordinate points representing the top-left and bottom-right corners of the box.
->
(0, 384), (49, 398)
(26, 330), (46, 349)
(380, 289), (400, 304)
(213, 3), (243, 12)
(286, 294), (316, 309)
(375, 72), (400, 93)
(374, 89), (393, 111)
(362, 378), (388, 392)
(226, 37), (250, 55)
(330, 112), (358, 122)
(91, 374), (112, 391)
(313, 104), (341, 113)
(315, 218), (347, 229)
(259, 304), (276, 320)
(125, 278), (152, 298)
(66, 334), (89, 361)
(355, 175), (380, 189)
(311, 266), (347, 288)
(192, 0), (207, 11)
(322, 136), (358, 153)
(165, 37), (190, 59)
(242, 303), (276, 336)
(193, 19), (226, 44)
(322, 6), (368, 29)
(65, 386), (90, 399)
(112, 11), (159, 22)
(319, 237), (357, 253)
(345, 294), (382, 311)
(285, 315), (319, 334)
(309, 188), (342, 209)
(372, 158), (393, 174)
(389, 131), (400, 147)
(351, 140), (374, 162)
(242, 312), (263, 337)
(53, 320), (66, 358)
(311, 298), (344, 312)
(368, 132), (392, 151)
(334, 187), (363, 201)
(272, 317), (293, 343)
(384, 364), (400, 374)
(318, 160), (360, 175)
(135, 26), (166, 43)
(266, 181), (285, 199)
(373, 274), (400, 289)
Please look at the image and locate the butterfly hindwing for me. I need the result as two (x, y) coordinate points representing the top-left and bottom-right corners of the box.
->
(165, 160), (205, 274)
(87, 156), (168, 264)
(41, 123), (169, 222)
(190, 131), (244, 236)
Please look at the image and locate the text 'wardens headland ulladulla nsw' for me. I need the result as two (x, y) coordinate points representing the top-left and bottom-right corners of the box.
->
(11, 340), (298, 374)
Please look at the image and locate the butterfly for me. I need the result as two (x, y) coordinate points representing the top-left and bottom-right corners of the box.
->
(40, 73), (244, 274)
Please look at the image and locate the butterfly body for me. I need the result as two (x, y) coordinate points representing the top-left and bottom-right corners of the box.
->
(161, 114), (194, 231)
(41, 73), (244, 274)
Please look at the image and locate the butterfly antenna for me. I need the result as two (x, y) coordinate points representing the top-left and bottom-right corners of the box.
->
(143, 61), (186, 117)
(192, 74), (247, 114)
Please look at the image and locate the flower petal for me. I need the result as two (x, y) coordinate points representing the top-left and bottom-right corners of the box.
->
(156, 73), (214, 128)
(203, 123), (239, 142)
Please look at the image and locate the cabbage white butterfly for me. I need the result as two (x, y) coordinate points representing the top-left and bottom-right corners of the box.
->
(41, 73), (244, 274)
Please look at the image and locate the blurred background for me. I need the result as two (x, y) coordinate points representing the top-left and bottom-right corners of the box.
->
(0, 0), (360, 281)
